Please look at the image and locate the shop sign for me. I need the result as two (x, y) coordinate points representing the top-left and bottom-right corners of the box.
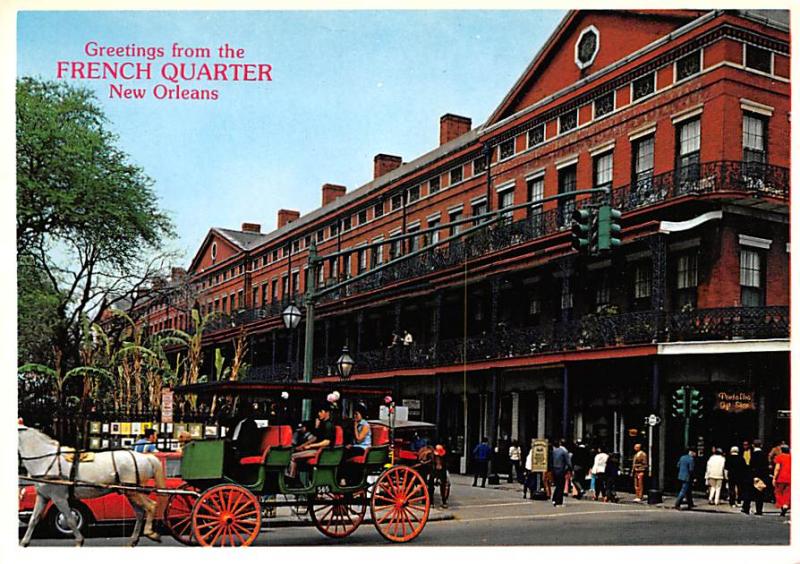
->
(714, 390), (756, 413)
(161, 388), (173, 423)
(530, 438), (549, 472)
(402, 398), (421, 418)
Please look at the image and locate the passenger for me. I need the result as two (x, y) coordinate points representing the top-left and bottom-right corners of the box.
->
(286, 403), (335, 479)
(231, 402), (261, 459)
(345, 404), (371, 459)
(133, 428), (158, 453)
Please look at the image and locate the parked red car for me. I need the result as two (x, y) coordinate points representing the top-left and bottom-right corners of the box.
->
(19, 451), (183, 538)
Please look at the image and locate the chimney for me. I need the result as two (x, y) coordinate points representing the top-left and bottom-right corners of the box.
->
(322, 183), (347, 206)
(373, 154), (402, 179)
(241, 222), (262, 233)
(277, 209), (300, 229)
(440, 114), (471, 145)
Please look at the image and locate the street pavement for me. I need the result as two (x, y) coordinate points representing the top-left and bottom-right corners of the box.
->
(19, 473), (790, 546)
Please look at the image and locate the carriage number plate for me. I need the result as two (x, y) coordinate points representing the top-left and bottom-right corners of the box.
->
(316, 485), (331, 494)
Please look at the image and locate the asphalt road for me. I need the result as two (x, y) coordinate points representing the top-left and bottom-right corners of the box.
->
(19, 474), (790, 546)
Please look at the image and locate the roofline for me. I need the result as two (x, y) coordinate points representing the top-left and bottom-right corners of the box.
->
(482, 9), (724, 136)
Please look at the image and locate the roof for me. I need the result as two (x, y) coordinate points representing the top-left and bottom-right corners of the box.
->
(173, 380), (392, 397)
(214, 227), (270, 251)
(736, 10), (789, 30)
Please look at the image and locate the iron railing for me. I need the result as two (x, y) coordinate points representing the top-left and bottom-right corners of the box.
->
(206, 160), (788, 330)
(282, 306), (788, 378)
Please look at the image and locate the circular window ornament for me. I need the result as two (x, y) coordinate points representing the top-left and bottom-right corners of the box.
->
(211, 242), (217, 261)
(575, 25), (600, 70)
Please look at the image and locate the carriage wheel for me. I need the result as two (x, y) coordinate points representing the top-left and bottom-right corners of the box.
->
(370, 466), (430, 543)
(309, 490), (367, 538)
(164, 483), (199, 545)
(191, 485), (262, 547)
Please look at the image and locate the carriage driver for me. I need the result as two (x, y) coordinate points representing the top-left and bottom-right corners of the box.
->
(286, 403), (335, 481)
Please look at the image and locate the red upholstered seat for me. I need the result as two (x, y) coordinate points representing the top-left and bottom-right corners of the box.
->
(349, 454), (367, 463)
(372, 425), (390, 446)
(240, 425), (293, 466)
(334, 426), (344, 446)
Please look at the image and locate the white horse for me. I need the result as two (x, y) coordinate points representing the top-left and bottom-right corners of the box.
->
(18, 424), (166, 547)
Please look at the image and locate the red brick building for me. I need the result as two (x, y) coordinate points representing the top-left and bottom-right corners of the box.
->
(136, 10), (789, 484)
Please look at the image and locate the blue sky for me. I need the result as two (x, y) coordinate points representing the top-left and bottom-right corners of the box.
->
(17, 10), (566, 264)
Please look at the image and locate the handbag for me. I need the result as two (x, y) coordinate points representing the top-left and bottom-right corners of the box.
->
(753, 477), (767, 492)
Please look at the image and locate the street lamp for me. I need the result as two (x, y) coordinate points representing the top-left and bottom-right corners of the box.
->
(282, 303), (302, 330)
(336, 346), (355, 380)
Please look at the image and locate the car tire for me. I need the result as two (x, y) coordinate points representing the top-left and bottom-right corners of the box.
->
(46, 504), (90, 538)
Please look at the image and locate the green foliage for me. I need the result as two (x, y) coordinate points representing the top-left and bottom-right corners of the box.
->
(16, 77), (175, 376)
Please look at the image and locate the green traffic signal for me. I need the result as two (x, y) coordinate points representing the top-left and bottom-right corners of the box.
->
(597, 205), (622, 251)
(571, 208), (593, 252)
(690, 388), (703, 417)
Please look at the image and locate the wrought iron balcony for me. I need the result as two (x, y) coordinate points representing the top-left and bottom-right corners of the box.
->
(296, 306), (788, 378)
(205, 159), (788, 329)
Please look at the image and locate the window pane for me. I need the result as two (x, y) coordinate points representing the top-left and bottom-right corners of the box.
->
(528, 125), (545, 147)
(679, 120), (701, 155)
(632, 72), (655, 100)
(559, 110), (577, 133)
(499, 139), (515, 160)
(635, 136), (655, 175)
(743, 115), (765, 151)
(594, 92), (614, 118)
(450, 166), (463, 184)
(594, 152), (613, 187)
(676, 51), (701, 80)
(745, 45), (772, 73)
(740, 248), (761, 287)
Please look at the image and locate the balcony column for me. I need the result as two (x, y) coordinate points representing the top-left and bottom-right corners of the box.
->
(435, 375), (443, 430)
(393, 302), (402, 334)
(271, 330), (277, 374)
(557, 257), (574, 323)
(536, 389), (547, 438)
(649, 234), (668, 339)
(356, 310), (364, 356)
(561, 366), (569, 439)
(323, 318), (331, 374)
(511, 392), (520, 441)
(432, 292), (443, 361)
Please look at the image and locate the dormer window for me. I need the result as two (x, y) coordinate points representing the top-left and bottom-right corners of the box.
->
(575, 26), (599, 70)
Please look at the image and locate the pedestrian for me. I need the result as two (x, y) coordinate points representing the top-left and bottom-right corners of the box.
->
(571, 439), (590, 499)
(726, 446), (744, 506)
(604, 452), (620, 503)
(741, 439), (753, 467)
(523, 447), (534, 499)
(551, 438), (572, 507)
(705, 447), (726, 505)
(472, 437), (492, 487)
(742, 439), (770, 516)
(632, 443), (648, 502)
(133, 428), (158, 453)
(402, 329), (413, 346)
(674, 447), (696, 510)
(508, 439), (522, 483)
(772, 444), (790, 517)
(591, 446), (608, 501)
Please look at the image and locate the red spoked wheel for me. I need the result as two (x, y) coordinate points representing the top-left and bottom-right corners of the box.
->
(191, 485), (262, 547)
(309, 490), (367, 538)
(370, 466), (430, 543)
(164, 483), (199, 545)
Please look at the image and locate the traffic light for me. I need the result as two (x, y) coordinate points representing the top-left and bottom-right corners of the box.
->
(690, 388), (703, 418)
(571, 208), (594, 253)
(672, 387), (687, 418)
(597, 205), (622, 251)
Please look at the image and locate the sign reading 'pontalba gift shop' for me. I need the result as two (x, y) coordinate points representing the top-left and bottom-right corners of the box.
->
(715, 390), (756, 413)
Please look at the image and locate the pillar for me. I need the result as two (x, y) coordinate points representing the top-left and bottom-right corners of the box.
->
(324, 318), (330, 371)
(650, 234), (668, 339)
(536, 389), (547, 438)
(356, 310), (364, 356)
(393, 302), (402, 334)
(511, 392), (520, 441)
(561, 366), (569, 439)
(490, 371), (499, 446)
(432, 293), (443, 361)
(435, 375), (443, 430)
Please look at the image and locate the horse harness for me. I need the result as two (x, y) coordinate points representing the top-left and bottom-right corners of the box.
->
(19, 432), (142, 498)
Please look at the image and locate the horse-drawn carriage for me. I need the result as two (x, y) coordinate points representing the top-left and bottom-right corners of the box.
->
(163, 381), (432, 546)
(19, 380), (432, 547)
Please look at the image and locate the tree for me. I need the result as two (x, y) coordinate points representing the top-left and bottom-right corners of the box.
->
(16, 77), (176, 377)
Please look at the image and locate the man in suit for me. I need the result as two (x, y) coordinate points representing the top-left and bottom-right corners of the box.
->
(674, 447), (696, 510)
(742, 439), (770, 515)
(231, 402), (261, 459)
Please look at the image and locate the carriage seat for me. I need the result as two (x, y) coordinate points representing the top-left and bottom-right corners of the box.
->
(346, 424), (390, 464)
(303, 426), (344, 465)
(239, 425), (293, 465)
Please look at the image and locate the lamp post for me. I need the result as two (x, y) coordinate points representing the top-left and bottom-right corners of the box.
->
(336, 346), (355, 380)
(300, 242), (319, 420)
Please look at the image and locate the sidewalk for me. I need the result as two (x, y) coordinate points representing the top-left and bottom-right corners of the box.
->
(447, 473), (786, 517)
